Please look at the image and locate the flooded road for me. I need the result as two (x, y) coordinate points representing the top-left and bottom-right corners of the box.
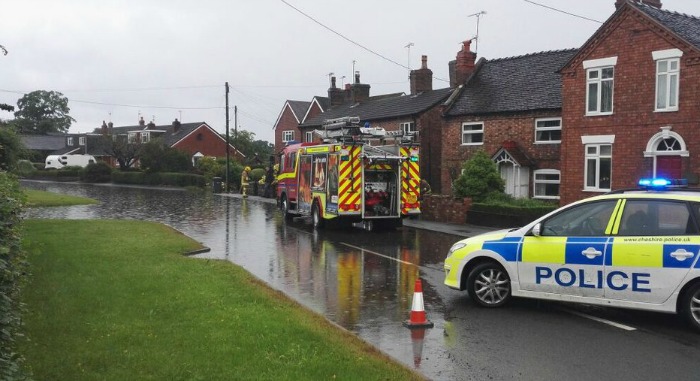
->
(21, 181), (461, 379)
(23, 181), (700, 381)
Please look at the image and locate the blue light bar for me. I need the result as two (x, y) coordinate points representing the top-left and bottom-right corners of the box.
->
(638, 178), (688, 189)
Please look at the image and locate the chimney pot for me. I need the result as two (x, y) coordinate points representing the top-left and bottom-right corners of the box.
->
(421, 55), (428, 69)
(331, 76), (337, 89)
(410, 55), (433, 95)
(139, 116), (145, 126)
(354, 71), (360, 84)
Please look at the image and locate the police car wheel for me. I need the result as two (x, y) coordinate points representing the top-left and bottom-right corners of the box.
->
(467, 262), (511, 308)
(681, 283), (700, 331)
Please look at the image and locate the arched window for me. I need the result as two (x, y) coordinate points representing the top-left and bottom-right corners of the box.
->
(644, 127), (687, 178)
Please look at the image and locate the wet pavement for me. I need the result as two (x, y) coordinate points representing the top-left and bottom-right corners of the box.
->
(20, 180), (481, 380)
(22, 181), (700, 381)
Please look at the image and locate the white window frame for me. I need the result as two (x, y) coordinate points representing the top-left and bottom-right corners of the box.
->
(533, 169), (560, 200)
(282, 130), (294, 143)
(305, 131), (313, 143)
(653, 49), (682, 112)
(67, 137), (74, 146)
(534, 118), (562, 144)
(78, 136), (85, 146)
(584, 143), (612, 192)
(142, 131), (150, 143)
(584, 57), (617, 116)
(461, 122), (484, 146)
(401, 122), (416, 135)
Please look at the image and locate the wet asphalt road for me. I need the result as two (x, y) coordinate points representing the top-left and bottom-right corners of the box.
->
(21, 181), (700, 381)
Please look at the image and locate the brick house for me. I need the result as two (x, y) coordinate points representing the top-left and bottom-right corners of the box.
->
(441, 39), (577, 199)
(299, 65), (453, 193)
(559, 0), (700, 204)
(81, 118), (244, 167)
(273, 99), (317, 154)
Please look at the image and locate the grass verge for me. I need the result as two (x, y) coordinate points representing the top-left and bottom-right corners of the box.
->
(20, 219), (423, 381)
(23, 189), (98, 207)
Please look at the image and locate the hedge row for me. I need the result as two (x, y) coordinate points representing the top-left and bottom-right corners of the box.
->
(470, 202), (557, 219)
(111, 171), (206, 187)
(0, 172), (29, 380)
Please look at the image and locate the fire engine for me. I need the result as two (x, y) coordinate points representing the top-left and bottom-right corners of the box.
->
(277, 117), (421, 231)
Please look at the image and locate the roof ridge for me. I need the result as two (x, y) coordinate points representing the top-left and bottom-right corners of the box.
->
(487, 48), (578, 63)
(636, 2), (700, 21)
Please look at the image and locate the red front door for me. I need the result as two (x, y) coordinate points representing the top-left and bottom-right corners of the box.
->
(656, 156), (682, 179)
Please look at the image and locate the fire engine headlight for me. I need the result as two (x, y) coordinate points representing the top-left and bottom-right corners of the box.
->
(446, 242), (466, 259)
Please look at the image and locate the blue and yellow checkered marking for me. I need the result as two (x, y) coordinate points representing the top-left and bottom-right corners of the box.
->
(480, 236), (699, 269)
(565, 237), (610, 266)
(482, 237), (521, 262)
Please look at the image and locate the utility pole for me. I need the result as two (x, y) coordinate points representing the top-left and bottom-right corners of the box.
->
(234, 106), (238, 140)
(225, 82), (230, 192)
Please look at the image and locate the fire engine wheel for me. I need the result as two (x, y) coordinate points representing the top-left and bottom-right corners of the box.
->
(281, 195), (293, 221)
(312, 202), (324, 229)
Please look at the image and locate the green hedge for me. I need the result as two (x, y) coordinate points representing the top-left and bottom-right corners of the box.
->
(0, 172), (29, 380)
(470, 202), (557, 219)
(112, 171), (205, 187)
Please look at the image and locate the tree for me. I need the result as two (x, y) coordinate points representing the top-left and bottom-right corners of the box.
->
(452, 150), (505, 202)
(102, 134), (141, 170)
(14, 90), (75, 134)
(139, 139), (190, 173)
(0, 122), (26, 171)
(229, 129), (274, 165)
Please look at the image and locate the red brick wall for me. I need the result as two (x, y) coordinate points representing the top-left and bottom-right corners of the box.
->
(560, 10), (700, 204)
(172, 126), (244, 161)
(420, 195), (472, 224)
(440, 111), (562, 196)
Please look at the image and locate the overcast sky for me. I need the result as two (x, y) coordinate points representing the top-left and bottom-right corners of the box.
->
(2, 0), (700, 143)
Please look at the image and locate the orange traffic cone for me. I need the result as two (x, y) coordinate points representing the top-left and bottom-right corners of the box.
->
(403, 279), (434, 328)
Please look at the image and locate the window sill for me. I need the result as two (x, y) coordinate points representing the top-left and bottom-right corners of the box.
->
(533, 141), (561, 145)
(654, 108), (679, 113)
(584, 112), (613, 117)
(582, 188), (610, 193)
(533, 196), (560, 200)
(460, 143), (484, 146)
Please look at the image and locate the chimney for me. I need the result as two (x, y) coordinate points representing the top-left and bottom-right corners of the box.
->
(328, 76), (344, 106)
(139, 116), (145, 127)
(172, 118), (181, 132)
(350, 71), (370, 103)
(108, 121), (113, 134)
(147, 120), (156, 130)
(450, 39), (477, 88)
(615, 0), (661, 9)
(410, 55), (433, 95)
(101, 120), (108, 134)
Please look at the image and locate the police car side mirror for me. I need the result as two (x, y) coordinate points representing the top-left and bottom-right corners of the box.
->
(531, 223), (542, 237)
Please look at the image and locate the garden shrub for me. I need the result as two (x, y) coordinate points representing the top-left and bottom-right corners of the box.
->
(249, 168), (265, 182)
(0, 172), (29, 380)
(15, 160), (36, 178)
(452, 150), (505, 202)
(82, 162), (112, 183)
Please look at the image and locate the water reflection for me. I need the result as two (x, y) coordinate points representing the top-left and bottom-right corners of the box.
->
(21, 180), (461, 379)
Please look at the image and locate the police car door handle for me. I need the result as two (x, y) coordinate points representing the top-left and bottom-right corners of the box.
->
(670, 249), (695, 261)
(582, 247), (602, 259)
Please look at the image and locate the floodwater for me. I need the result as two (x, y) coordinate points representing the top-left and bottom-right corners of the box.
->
(21, 180), (464, 380)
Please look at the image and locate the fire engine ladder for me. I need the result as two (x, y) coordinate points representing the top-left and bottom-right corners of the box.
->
(361, 145), (405, 161)
(314, 116), (391, 144)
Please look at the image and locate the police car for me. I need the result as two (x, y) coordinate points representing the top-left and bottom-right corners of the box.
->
(443, 178), (700, 331)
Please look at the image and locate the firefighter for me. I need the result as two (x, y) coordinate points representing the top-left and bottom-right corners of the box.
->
(420, 179), (431, 199)
(241, 166), (251, 198)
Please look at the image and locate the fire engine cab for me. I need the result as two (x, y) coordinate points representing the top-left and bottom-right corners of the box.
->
(276, 116), (421, 231)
